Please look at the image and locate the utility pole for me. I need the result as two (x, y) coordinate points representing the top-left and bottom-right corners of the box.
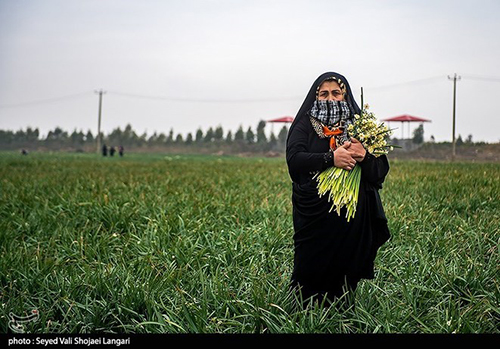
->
(95, 89), (106, 154)
(447, 74), (460, 160)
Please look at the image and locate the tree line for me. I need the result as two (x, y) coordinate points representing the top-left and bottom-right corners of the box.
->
(1, 121), (484, 154)
(0, 120), (290, 154)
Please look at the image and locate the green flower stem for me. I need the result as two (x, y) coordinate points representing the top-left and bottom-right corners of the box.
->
(316, 165), (361, 222)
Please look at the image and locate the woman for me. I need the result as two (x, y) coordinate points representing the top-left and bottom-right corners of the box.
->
(286, 72), (390, 308)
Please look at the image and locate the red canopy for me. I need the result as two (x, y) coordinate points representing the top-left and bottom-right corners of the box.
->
(383, 114), (431, 122)
(267, 116), (294, 123)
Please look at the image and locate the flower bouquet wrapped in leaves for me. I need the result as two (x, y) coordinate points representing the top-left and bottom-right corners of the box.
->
(314, 105), (395, 222)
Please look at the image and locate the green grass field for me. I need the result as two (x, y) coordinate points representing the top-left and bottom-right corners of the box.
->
(0, 152), (498, 333)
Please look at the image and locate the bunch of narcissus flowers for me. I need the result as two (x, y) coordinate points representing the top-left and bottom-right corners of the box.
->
(347, 105), (394, 156)
(315, 105), (394, 222)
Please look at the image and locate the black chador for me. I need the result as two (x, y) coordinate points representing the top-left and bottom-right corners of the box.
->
(286, 72), (390, 306)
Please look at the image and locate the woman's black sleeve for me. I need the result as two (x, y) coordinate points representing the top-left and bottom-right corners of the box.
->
(359, 153), (390, 188)
(286, 118), (333, 176)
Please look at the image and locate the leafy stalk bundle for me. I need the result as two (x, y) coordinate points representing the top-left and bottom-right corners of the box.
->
(315, 105), (394, 221)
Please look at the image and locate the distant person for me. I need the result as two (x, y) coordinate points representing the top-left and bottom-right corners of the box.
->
(21, 149), (28, 155)
(286, 72), (390, 310)
(102, 144), (108, 156)
(109, 146), (116, 157)
(119, 145), (124, 157)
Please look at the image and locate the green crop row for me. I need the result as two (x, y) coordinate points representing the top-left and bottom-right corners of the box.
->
(0, 152), (498, 333)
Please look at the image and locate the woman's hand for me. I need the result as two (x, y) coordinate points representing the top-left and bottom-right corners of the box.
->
(333, 146), (357, 171)
(344, 137), (366, 162)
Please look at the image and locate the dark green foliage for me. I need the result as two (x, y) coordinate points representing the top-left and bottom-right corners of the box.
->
(0, 153), (498, 333)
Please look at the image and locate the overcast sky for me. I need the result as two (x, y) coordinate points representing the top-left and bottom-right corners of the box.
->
(1, 0), (499, 142)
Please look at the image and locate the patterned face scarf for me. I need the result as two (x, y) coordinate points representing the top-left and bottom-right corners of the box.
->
(309, 100), (353, 148)
(309, 100), (352, 127)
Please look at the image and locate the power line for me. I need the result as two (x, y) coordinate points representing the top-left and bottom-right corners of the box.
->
(0, 91), (92, 108)
(366, 75), (447, 91)
(1, 74), (499, 109)
(108, 91), (302, 103)
(462, 74), (500, 82)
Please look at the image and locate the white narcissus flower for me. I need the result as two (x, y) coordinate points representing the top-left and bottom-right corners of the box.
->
(316, 106), (396, 220)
